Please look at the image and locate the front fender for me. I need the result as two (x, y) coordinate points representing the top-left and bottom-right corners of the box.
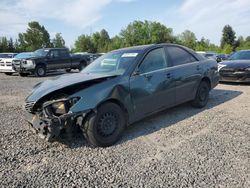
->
(69, 76), (134, 121)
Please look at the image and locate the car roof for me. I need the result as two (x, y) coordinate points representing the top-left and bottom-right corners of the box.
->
(112, 43), (193, 52)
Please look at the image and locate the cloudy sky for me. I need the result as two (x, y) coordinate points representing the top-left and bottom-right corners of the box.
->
(0, 0), (249, 47)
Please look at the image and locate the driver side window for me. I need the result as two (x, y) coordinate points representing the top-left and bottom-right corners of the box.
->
(139, 48), (167, 74)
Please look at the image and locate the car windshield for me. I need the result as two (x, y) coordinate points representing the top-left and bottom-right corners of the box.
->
(228, 51), (250, 60)
(33, 49), (49, 57)
(82, 50), (140, 76)
(15, 52), (34, 59)
(0, 53), (14, 58)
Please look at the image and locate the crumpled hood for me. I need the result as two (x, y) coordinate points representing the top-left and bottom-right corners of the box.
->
(219, 60), (250, 69)
(26, 72), (116, 102)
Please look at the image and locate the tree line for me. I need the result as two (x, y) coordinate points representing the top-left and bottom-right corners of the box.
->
(0, 20), (249, 54)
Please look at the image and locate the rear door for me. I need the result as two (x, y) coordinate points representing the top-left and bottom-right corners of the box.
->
(129, 47), (175, 119)
(59, 49), (71, 68)
(46, 50), (61, 70)
(166, 46), (203, 103)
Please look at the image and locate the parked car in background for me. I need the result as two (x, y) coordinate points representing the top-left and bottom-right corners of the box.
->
(74, 52), (104, 63)
(24, 43), (219, 147)
(12, 48), (89, 77)
(0, 53), (17, 75)
(218, 50), (250, 83)
(196, 51), (218, 61)
(216, 53), (228, 62)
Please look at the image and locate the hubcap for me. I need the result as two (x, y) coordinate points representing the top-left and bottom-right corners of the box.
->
(97, 112), (118, 137)
(199, 86), (208, 101)
(38, 68), (44, 76)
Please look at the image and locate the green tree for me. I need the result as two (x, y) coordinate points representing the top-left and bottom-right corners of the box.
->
(91, 29), (110, 52)
(52, 33), (65, 48)
(18, 21), (52, 51)
(120, 20), (174, 46)
(220, 25), (236, 49)
(222, 44), (233, 54)
(108, 36), (125, 51)
(8, 38), (15, 52)
(195, 37), (210, 51)
(74, 34), (95, 53)
(0, 37), (9, 52)
(236, 36), (250, 51)
(179, 30), (197, 49)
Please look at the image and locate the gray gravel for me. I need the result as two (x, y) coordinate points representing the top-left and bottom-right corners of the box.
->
(0, 72), (249, 187)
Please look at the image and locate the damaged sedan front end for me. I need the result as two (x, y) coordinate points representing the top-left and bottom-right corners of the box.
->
(24, 71), (124, 142)
(25, 97), (86, 140)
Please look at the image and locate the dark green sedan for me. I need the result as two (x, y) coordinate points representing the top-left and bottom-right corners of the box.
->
(25, 43), (219, 147)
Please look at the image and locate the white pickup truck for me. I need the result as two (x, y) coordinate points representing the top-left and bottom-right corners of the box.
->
(0, 53), (17, 75)
(0, 52), (34, 75)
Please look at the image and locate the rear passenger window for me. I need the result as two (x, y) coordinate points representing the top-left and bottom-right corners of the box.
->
(60, 50), (69, 58)
(139, 48), (167, 73)
(167, 46), (197, 66)
(49, 50), (60, 58)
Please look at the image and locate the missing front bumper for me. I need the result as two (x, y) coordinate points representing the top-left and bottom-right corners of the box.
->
(26, 111), (87, 141)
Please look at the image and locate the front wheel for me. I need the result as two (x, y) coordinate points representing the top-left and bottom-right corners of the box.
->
(191, 81), (210, 108)
(82, 103), (126, 147)
(35, 65), (46, 77)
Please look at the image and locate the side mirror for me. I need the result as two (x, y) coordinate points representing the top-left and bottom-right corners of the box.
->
(216, 57), (222, 63)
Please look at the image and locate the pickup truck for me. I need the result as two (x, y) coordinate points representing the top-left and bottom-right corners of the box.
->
(0, 53), (17, 75)
(12, 48), (90, 77)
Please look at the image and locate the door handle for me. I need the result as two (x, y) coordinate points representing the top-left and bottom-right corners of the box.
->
(144, 74), (152, 80)
(196, 65), (200, 70)
(166, 73), (171, 79)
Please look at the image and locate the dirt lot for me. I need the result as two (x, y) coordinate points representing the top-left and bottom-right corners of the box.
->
(0, 72), (249, 187)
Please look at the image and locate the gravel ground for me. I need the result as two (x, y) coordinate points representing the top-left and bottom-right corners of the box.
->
(0, 72), (249, 187)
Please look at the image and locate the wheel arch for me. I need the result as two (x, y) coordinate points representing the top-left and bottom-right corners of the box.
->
(35, 62), (46, 69)
(201, 77), (211, 90)
(96, 98), (129, 125)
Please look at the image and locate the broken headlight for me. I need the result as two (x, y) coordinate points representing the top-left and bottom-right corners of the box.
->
(43, 97), (80, 117)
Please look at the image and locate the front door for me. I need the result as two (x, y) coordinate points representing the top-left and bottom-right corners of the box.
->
(129, 47), (176, 120)
(46, 50), (61, 70)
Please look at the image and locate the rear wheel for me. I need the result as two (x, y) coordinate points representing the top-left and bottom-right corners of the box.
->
(191, 81), (210, 108)
(81, 102), (126, 147)
(4, 73), (13, 76)
(35, 65), (46, 77)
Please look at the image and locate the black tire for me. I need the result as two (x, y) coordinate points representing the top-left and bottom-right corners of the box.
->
(65, 68), (71, 73)
(78, 61), (86, 71)
(4, 73), (13, 76)
(35, 65), (46, 77)
(82, 102), (126, 147)
(191, 81), (210, 108)
(19, 73), (29, 77)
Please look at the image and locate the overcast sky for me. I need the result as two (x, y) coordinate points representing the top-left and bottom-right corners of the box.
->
(0, 0), (249, 47)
